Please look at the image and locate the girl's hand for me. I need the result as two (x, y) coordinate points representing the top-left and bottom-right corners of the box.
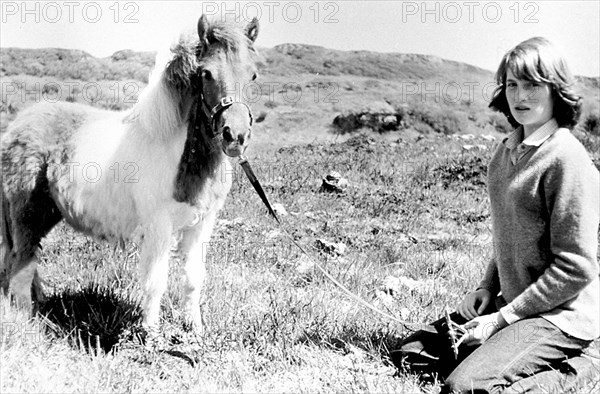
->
(457, 288), (492, 320)
(458, 312), (508, 346)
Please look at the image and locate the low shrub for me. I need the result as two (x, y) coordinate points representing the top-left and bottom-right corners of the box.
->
(413, 107), (470, 135)
(581, 112), (599, 136)
(333, 101), (402, 133)
(488, 111), (513, 134)
(430, 154), (488, 189)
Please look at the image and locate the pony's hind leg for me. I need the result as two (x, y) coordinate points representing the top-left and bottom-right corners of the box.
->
(8, 254), (37, 307)
(3, 186), (62, 308)
(0, 195), (38, 307)
(8, 222), (60, 307)
(6, 213), (44, 308)
(0, 192), (13, 294)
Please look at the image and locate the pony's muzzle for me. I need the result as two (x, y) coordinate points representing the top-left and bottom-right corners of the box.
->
(221, 131), (250, 157)
(219, 107), (252, 157)
(222, 126), (248, 145)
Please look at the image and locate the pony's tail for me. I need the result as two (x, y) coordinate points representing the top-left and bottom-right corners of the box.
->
(0, 189), (13, 293)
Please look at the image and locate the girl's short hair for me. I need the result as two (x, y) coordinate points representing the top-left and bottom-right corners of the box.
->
(489, 37), (582, 129)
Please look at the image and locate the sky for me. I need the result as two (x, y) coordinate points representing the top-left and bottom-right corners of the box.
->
(1, 0), (599, 76)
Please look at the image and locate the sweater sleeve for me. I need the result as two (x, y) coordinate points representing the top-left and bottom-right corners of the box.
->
(500, 148), (600, 325)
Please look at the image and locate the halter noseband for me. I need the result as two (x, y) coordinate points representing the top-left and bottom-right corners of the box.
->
(195, 75), (254, 138)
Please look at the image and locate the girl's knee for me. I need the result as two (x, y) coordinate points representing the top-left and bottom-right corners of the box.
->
(442, 360), (500, 393)
(442, 373), (478, 394)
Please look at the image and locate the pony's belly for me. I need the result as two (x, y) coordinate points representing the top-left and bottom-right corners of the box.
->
(61, 212), (140, 243)
(52, 181), (143, 243)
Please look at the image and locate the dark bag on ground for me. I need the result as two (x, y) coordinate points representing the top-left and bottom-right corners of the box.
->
(390, 311), (470, 378)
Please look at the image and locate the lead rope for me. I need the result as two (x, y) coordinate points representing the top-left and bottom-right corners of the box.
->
(238, 156), (421, 332)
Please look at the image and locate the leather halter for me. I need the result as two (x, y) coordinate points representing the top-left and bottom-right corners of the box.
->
(195, 74), (253, 139)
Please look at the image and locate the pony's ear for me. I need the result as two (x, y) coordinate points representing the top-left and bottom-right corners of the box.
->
(245, 17), (259, 43)
(197, 15), (209, 53)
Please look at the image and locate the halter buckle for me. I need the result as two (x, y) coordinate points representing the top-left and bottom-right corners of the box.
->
(220, 96), (234, 107)
(210, 96), (235, 118)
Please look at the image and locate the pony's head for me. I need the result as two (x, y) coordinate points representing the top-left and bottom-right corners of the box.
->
(165, 15), (259, 157)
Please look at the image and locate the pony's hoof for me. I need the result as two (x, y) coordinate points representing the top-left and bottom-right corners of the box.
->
(141, 325), (166, 348)
(182, 314), (204, 336)
(0, 270), (9, 295)
(8, 288), (33, 311)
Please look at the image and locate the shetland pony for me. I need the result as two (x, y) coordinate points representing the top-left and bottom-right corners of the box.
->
(0, 15), (259, 333)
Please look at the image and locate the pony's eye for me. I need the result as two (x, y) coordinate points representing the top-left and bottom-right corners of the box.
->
(202, 70), (213, 81)
(251, 72), (258, 81)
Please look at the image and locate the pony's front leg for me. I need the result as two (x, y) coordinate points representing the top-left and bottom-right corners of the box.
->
(178, 209), (219, 334)
(138, 213), (174, 332)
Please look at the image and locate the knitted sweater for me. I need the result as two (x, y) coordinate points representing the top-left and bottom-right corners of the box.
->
(479, 120), (600, 340)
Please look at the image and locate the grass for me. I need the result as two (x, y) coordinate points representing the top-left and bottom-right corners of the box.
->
(1, 46), (599, 393)
(4, 129), (598, 393)
(0, 132), (473, 392)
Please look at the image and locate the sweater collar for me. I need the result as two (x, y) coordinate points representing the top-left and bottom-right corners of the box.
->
(503, 118), (559, 150)
(502, 119), (559, 165)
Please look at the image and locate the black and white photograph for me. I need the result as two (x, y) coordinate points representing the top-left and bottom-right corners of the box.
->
(1, 1), (599, 392)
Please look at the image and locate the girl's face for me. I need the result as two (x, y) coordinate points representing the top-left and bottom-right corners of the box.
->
(505, 69), (554, 134)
